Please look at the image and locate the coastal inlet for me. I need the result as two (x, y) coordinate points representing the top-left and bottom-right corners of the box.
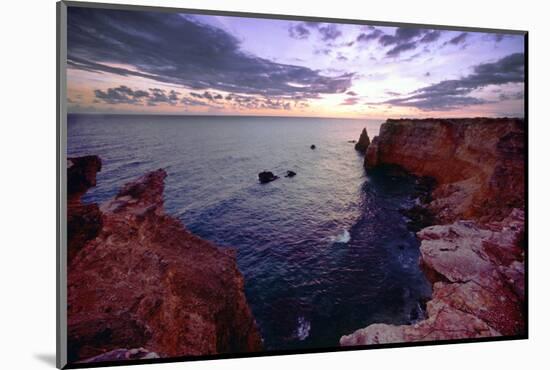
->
(68, 114), (432, 350)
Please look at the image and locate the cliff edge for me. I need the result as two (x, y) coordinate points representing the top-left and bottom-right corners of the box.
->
(365, 118), (524, 223)
(341, 118), (525, 346)
(67, 156), (262, 363)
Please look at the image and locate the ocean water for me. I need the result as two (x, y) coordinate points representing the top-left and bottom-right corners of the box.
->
(67, 114), (431, 350)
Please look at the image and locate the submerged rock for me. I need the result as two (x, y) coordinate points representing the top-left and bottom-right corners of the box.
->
(354, 128), (370, 153)
(258, 171), (279, 183)
(285, 170), (297, 178)
(67, 159), (262, 363)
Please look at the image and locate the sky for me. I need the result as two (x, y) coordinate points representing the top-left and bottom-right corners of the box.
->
(66, 7), (525, 118)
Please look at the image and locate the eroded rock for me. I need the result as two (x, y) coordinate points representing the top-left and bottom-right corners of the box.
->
(77, 348), (160, 363)
(67, 156), (103, 263)
(341, 210), (525, 345)
(364, 118), (524, 223)
(354, 128), (370, 153)
(67, 162), (262, 363)
(341, 119), (525, 346)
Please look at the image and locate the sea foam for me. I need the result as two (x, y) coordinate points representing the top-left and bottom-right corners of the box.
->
(330, 229), (351, 244)
(295, 316), (311, 341)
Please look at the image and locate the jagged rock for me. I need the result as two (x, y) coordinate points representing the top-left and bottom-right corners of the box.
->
(67, 156), (103, 263)
(400, 205), (435, 232)
(342, 118), (525, 346)
(258, 171), (279, 183)
(364, 118), (525, 223)
(341, 305), (500, 345)
(285, 170), (297, 178)
(78, 348), (160, 363)
(354, 128), (370, 153)
(68, 162), (262, 363)
(68, 155), (102, 197)
(341, 210), (525, 345)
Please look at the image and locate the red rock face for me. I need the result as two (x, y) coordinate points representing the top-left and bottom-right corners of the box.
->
(67, 156), (103, 263)
(67, 159), (262, 363)
(76, 348), (160, 364)
(67, 155), (102, 197)
(365, 118), (525, 223)
(341, 118), (526, 346)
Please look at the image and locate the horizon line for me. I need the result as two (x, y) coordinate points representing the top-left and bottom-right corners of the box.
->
(67, 112), (525, 120)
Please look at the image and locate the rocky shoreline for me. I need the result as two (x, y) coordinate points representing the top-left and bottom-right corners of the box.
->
(67, 156), (262, 363)
(341, 118), (526, 346)
(66, 117), (526, 359)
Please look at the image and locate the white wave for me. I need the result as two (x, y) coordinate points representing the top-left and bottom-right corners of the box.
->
(329, 229), (351, 244)
(295, 316), (311, 341)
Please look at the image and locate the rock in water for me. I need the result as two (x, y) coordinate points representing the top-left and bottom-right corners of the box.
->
(354, 128), (370, 153)
(67, 159), (262, 363)
(258, 171), (279, 183)
(310, 144), (316, 150)
(285, 170), (297, 178)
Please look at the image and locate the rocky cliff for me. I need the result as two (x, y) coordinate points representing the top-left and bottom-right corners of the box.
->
(67, 155), (103, 264)
(341, 118), (526, 346)
(366, 118), (524, 223)
(67, 156), (262, 364)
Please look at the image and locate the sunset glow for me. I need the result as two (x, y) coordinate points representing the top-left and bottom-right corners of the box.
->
(67, 7), (525, 118)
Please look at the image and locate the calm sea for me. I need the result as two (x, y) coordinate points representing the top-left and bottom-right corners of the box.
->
(67, 114), (431, 350)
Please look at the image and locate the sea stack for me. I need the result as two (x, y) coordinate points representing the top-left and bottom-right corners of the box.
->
(67, 157), (262, 363)
(354, 128), (370, 153)
(342, 118), (525, 346)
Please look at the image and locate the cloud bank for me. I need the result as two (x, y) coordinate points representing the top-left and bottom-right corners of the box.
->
(68, 8), (352, 99)
(379, 53), (524, 110)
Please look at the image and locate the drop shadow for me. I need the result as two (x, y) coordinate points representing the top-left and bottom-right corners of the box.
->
(34, 353), (56, 367)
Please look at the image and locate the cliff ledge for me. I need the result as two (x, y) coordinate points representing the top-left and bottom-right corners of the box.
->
(341, 118), (525, 346)
(67, 156), (262, 363)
